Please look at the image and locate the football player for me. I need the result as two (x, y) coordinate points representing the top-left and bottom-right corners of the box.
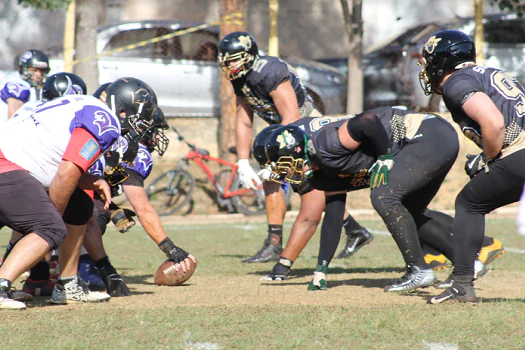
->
(418, 30), (525, 303)
(0, 76), (154, 309)
(218, 31), (371, 263)
(255, 108), (498, 292)
(81, 97), (195, 297)
(0, 49), (49, 122)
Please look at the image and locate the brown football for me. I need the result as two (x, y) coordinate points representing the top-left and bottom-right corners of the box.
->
(154, 259), (197, 286)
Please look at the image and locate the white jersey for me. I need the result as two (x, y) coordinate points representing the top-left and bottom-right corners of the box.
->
(0, 72), (38, 124)
(0, 94), (121, 188)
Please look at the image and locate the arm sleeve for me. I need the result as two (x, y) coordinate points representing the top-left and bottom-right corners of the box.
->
(346, 111), (390, 155)
(261, 60), (290, 93)
(62, 127), (102, 173)
(442, 72), (483, 110)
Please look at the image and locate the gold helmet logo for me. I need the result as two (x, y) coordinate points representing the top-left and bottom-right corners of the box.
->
(424, 36), (442, 54)
(277, 130), (296, 149)
(238, 35), (252, 51)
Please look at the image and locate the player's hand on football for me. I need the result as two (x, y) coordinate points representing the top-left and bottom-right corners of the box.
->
(237, 159), (262, 190)
(167, 245), (196, 272)
(369, 154), (394, 188)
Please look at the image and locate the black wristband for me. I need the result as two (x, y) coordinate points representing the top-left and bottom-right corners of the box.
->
(158, 237), (176, 256)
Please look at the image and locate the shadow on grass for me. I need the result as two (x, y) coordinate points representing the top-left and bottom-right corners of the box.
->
(217, 254), (250, 259)
(259, 278), (396, 290)
(249, 266), (405, 279)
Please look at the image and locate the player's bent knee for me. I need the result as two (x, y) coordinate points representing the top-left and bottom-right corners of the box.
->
(63, 188), (94, 226)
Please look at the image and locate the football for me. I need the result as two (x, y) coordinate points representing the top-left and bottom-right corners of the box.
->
(154, 259), (197, 286)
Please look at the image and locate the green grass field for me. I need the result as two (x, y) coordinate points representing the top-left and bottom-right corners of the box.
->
(1, 217), (525, 349)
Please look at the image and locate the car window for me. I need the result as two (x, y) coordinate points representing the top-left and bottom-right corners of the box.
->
(484, 19), (525, 44)
(103, 28), (182, 59)
(178, 31), (219, 61)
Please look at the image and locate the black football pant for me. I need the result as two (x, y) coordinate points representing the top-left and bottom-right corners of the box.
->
(371, 117), (459, 268)
(453, 148), (525, 277)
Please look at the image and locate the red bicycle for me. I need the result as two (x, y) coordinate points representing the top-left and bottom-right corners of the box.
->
(146, 127), (287, 216)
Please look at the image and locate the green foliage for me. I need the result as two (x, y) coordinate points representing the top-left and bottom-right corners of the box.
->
(490, 0), (525, 17)
(17, 0), (72, 11)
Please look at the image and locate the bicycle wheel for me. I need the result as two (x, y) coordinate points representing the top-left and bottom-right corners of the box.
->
(146, 169), (195, 216)
(229, 174), (266, 216)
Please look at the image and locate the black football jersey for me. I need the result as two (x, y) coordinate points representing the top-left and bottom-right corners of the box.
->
(442, 66), (525, 151)
(232, 56), (310, 124)
(290, 107), (441, 192)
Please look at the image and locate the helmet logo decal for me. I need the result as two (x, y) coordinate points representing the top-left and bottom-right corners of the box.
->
(277, 130), (296, 149)
(94, 110), (120, 135)
(238, 35), (252, 51)
(424, 36), (442, 54)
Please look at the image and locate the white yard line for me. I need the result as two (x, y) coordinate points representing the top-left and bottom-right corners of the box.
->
(185, 341), (222, 350)
(424, 342), (459, 350)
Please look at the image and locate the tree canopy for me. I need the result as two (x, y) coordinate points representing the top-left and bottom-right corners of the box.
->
(18, 0), (71, 11)
(490, 0), (525, 17)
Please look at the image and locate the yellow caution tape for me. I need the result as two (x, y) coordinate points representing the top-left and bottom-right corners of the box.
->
(72, 13), (245, 66)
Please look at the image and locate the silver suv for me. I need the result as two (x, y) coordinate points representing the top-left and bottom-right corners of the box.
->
(48, 20), (347, 117)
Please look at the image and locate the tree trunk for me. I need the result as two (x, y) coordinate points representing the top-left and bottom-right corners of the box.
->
(74, 0), (99, 94)
(218, 0), (247, 161)
(341, 0), (363, 114)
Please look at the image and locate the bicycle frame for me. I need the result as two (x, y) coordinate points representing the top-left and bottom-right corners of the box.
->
(182, 149), (261, 199)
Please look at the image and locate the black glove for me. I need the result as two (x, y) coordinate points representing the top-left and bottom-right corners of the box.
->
(110, 208), (136, 233)
(464, 153), (496, 179)
(159, 237), (190, 264)
(98, 264), (131, 297)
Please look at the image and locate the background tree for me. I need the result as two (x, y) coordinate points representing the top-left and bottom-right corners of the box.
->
(218, 0), (247, 161)
(340, 0), (363, 114)
(489, 0), (525, 17)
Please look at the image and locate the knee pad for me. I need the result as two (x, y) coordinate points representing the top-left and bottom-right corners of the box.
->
(62, 188), (94, 226)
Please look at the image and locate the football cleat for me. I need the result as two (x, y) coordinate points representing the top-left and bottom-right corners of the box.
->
(261, 258), (292, 281)
(0, 290), (27, 310)
(428, 281), (478, 304)
(435, 260), (487, 289)
(478, 238), (505, 265)
(384, 265), (436, 293)
(336, 228), (374, 259)
(49, 276), (110, 304)
(424, 253), (447, 271)
(242, 240), (282, 263)
(22, 278), (55, 296)
(307, 262), (328, 291)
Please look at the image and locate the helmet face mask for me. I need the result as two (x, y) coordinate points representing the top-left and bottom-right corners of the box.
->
(263, 126), (310, 185)
(18, 49), (50, 88)
(418, 30), (476, 95)
(142, 108), (169, 156)
(42, 72), (87, 100)
(218, 32), (259, 80)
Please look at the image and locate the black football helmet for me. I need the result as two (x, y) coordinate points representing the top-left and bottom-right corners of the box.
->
(42, 72), (87, 100)
(253, 124), (282, 167)
(103, 77), (158, 134)
(264, 125), (310, 184)
(18, 49), (50, 88)
(218, 31), (259, 80)
(418, 30), (476, 95)
(93, 82), (112, 99)
(142, 107), (170, 157)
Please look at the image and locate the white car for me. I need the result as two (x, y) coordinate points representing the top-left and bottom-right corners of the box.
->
(48, 20), (347, 117)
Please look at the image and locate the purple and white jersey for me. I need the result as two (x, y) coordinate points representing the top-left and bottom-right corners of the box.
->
(126, 143), (153, 179)
(0, 94), (120, 188)
(0, 73), (35, 123)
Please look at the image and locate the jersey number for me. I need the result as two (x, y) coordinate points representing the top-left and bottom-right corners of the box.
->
(490, 71), (525, 117)
(309, 116), (350, 132)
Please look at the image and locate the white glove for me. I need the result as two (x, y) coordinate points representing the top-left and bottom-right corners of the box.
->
(237, 159), (262, 190)
(258, 166), (281, 182)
